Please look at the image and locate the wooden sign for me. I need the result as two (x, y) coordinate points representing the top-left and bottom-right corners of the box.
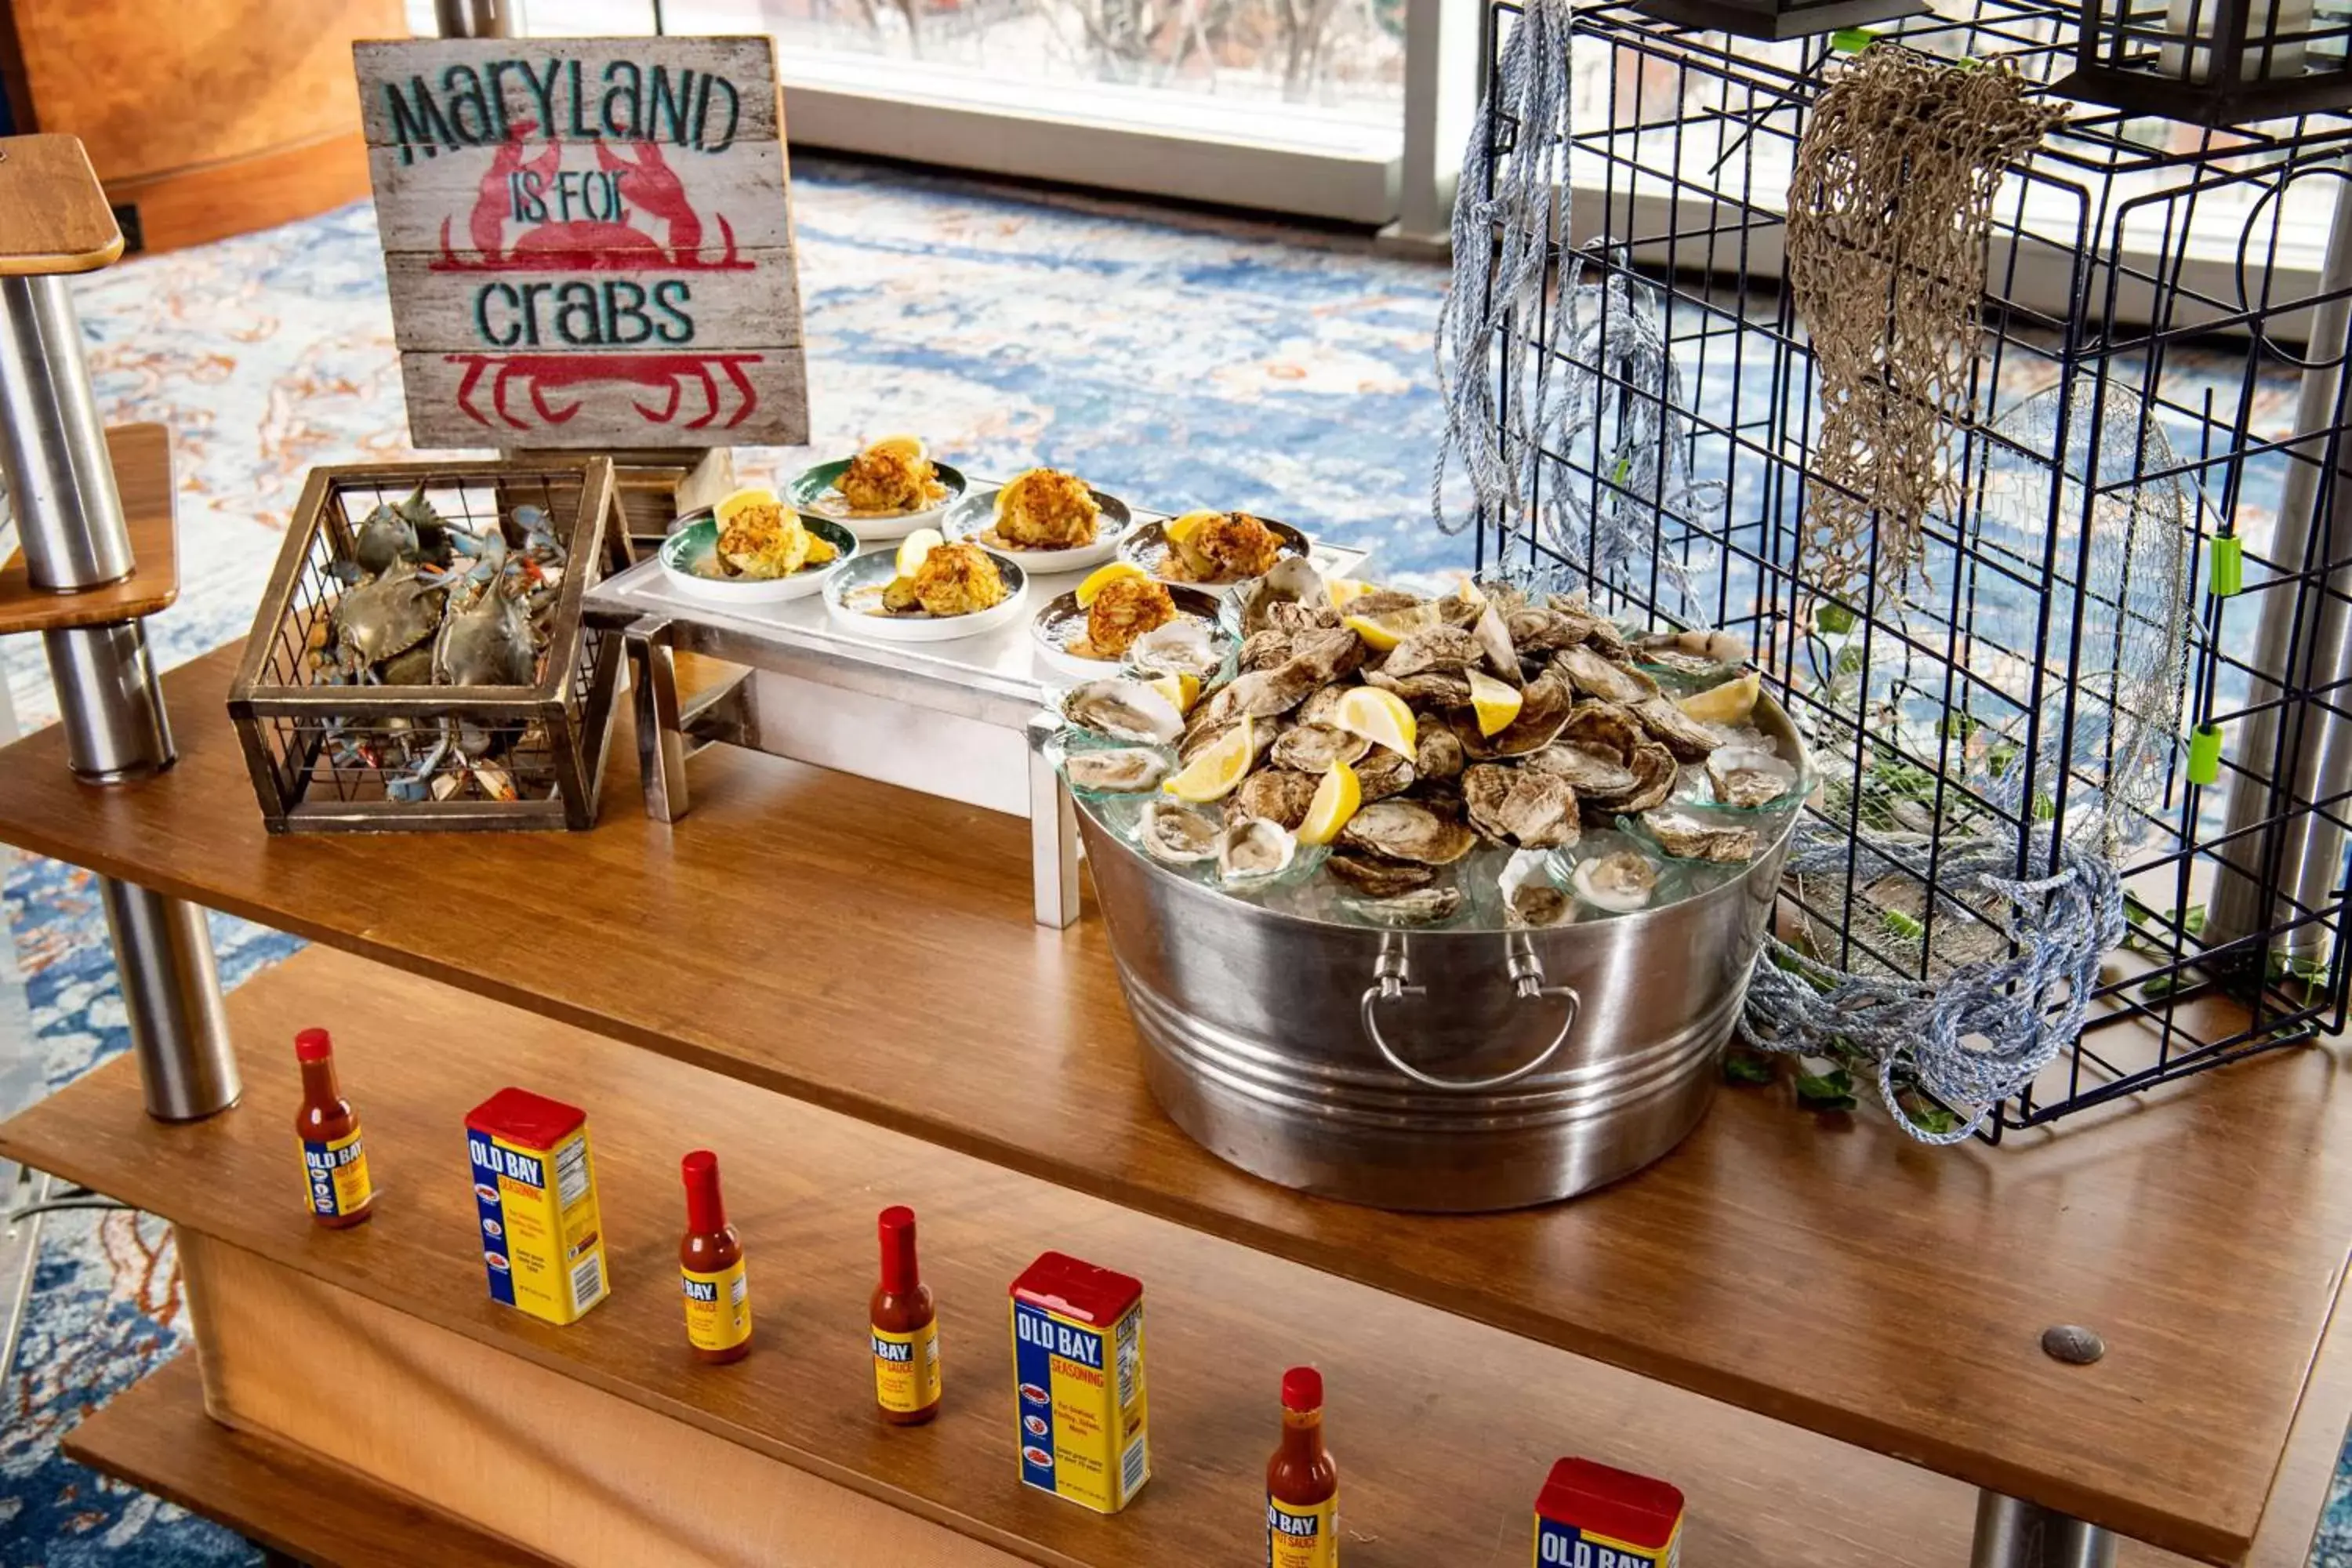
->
(354, 38), (807, 450)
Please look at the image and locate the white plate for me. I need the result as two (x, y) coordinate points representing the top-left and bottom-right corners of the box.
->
(1029, 584), (1229, 679)
(1116, 514), (1314, 598)
(823, 544), (1031, 644)
(944, 485), (1134, 576)
(789, 459), (970, 543)
(656, 514), (859, 605)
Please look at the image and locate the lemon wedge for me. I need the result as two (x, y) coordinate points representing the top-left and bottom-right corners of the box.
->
(1076, 561), (1149, 608)
(1166, 510), (1219, 546)
(1468, 669), (1523, 737)
(1335, 687), (1417, 756)
(1162, 717), (1254, 802)
(1327, 577), (1374, 609)
(1297, 760), (1362, 847)
(1341, 602), (1443, 653)
(895, 527), (946, 579)
(867, 434), (927, 462)
(1453, 575), (1488, 608)
(714, 486), (779, 526)
(1679, 670), (1761, 725)
(1147, 671), (1202, 717)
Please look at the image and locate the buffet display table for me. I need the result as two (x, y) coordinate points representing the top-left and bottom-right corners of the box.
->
(0, 644), (2346, 1566)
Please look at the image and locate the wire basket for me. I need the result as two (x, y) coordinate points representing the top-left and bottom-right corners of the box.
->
(227, 457), (625, 833)
(1472, 0), (2352, 1132)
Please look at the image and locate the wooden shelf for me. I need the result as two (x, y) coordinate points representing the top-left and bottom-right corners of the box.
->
(0, 134), (122, 274)
(13, 945), (2008, 1568)
(1, 645), (2348, 1562)
(0, 423), (180, 633)
(64, 1352), (564, 1568)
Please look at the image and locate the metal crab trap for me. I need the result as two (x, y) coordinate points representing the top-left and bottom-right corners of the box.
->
(228, 456), (626, 833)
(1439, 0), (2352, 1138)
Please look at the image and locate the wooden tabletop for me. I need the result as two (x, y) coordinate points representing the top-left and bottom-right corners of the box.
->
(1, 944), (2215, 1568)
(0, 424), (180, 632)
(0, 135), (123, 275)
(67, 1352), (565, 1568)
(1, 646), (2347, 1563)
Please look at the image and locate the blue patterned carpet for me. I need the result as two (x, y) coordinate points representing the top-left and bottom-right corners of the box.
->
(0, 154), (2346, 1565)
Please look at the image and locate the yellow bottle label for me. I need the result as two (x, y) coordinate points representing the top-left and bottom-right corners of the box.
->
(681, 1258), (751, 1352)
(872, 1319), (942, 1413)
(1269, 1493), (1338, 1568)
(298, 1127), (372, 1219)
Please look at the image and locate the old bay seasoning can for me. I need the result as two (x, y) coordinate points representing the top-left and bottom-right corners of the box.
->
(1534, 1456), (1685, 1567)
(464, 1087), (608, 1327)
(1009, 1250), (1149, 1513)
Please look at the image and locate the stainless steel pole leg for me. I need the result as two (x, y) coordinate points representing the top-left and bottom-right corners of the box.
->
(1028, 711), (1080, 930)
(1970, 1493), (2118, 1568)
(97, 880), (238, 1121)
(2207, 159), (2352, 959)
(0, 267), (238, 1120)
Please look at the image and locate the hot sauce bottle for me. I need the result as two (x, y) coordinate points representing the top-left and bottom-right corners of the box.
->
(870, 1205), (941, 1424)
(293, 1028), (372, 1229)
(1267, 1366), (1339, 1568)
(678, 1150), (752, 1363)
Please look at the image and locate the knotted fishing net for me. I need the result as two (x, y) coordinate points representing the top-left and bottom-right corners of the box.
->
(1784, 47), (2065, 597)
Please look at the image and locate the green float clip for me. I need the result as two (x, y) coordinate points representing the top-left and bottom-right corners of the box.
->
(1831, 27), (1879, 51)
(2209, 535), (2244, 597)
(2188, 724), (2223, 786)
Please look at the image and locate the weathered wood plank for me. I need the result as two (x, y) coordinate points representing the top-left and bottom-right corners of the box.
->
(354, 38), (781, 152)
(399, 346), (808, 448)
(382, 251), (801, 354)
(355, 34), (807, 451)
(366, 138), (794, 253)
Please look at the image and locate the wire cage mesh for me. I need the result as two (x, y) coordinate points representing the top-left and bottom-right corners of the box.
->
(228, 457), (626, 833)
(1474, 0), (2352, 1131)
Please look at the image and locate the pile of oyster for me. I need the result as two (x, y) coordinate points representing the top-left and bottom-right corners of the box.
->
(1058, 568), (1804, 927)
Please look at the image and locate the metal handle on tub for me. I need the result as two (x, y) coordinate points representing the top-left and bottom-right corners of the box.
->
(1359, 934), (1582, 1092)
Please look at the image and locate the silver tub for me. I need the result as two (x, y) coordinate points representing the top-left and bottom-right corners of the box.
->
(1075, 706), (1802, 1212)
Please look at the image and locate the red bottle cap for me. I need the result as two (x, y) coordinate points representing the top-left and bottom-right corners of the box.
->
(1281, 1366), (1323, 1413)
(681, 1149), (728, 1234)
(878, 1205), (920, 1294)
(293, 1027), (333, 1063)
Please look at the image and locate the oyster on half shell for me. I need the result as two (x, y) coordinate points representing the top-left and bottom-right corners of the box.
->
(1217, 817), (1298, 883)
(1573, 851), (1660, 913)
(1138, 800), (1221, 864)
(1064, 679), (1184, 744)
(1231, 768), (1319, 829)
(1327, 851), (1433, 897)
(1272, 724), (1371, 773)
(1643, 808), (1758, 863)
(1129, 619), (1224, 678)
(1463, 764), (1580, 850)
(1062, 747), (1170, 793)
(1707, 746), (1798, 808)
(1554, 644), (1659, 706)
(1340, 800), (1479, 865)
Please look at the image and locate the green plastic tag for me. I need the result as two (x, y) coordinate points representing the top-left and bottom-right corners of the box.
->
(2209, 535), (2243, 597)
(2188, 724), (2223, 786)
(1831, 27), (1878, 51)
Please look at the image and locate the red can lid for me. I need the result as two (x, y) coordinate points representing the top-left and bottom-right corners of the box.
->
(465, 1086), (586, 1149)
(293, 1027), (334, 1063)
(1009, 1250), (1142, 1324)
(1281, 1366), (1323, 1413)
(1535, 1457), (1685, 1551)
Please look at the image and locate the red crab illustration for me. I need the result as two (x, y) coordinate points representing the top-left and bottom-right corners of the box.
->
(446, 351), (764, 430)
(434, 122), (748, 272)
